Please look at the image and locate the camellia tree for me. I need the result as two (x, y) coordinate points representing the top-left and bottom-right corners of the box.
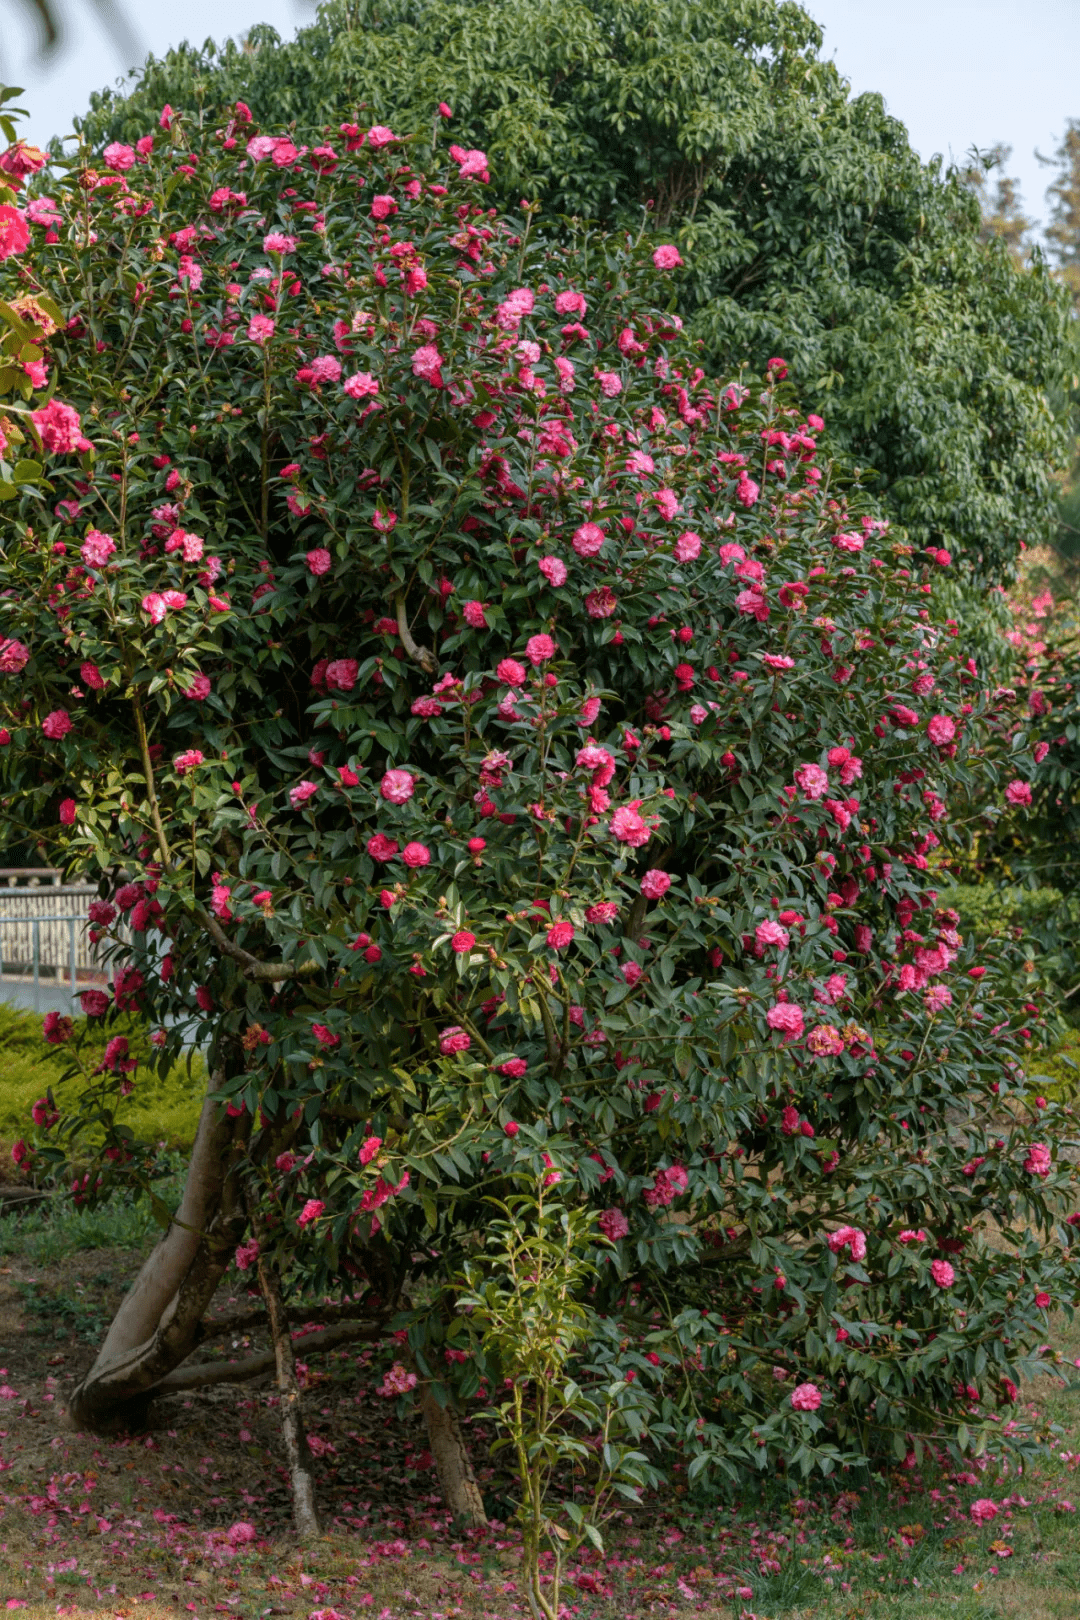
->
(75, 0), (1074, 582)
(0, 99), (1078, 1533)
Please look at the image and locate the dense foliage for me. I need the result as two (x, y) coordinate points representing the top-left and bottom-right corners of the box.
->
(1, 100), (1077, 1489)
(74, 0), (1074, 582)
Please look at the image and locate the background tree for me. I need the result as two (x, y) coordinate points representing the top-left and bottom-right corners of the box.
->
(72, 0), (1074, 584)
(962, 144), (1032, 263)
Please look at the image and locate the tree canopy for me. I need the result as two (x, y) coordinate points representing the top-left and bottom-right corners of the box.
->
(75, 0), (1074, 582)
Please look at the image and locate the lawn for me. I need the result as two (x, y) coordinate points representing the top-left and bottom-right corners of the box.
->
(0, 1188), (1080, 1620)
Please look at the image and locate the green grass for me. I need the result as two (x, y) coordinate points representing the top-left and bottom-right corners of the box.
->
(0, 1000), (205, 1149)
(0, 1168), (183, 1262)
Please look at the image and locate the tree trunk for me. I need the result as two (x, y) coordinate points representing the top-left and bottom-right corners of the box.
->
(421, 1385), (488, 1528)
(249, 1199), (322, 1541)
(66, 1067), (249, 1430)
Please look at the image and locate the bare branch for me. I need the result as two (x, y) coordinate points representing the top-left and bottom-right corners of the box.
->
(155, 1319), (385, 1392)
(395, 592), (437, 675)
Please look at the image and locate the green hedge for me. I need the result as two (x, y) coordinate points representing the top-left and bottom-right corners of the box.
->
(0, 1003), (205, 1151)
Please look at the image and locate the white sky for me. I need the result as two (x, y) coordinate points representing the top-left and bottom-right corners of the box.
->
(4, 0), (1080, 238)
(809, 0), (1080, 235)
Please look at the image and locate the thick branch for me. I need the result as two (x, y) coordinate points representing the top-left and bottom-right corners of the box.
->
(155, 1319), (386, 1392)
(67, 1069), (251, 1430)
(203, 1298), (376, 1337)
(197, 904), (320, 982)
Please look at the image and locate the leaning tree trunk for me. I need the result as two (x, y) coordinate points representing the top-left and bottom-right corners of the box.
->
(66, 1066), (250, 1430)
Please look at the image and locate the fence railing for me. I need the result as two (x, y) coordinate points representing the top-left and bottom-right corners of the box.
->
(0, 886), (111, 1014)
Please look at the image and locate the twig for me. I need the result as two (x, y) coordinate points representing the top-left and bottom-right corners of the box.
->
(248, 1194), (321, 1539)
(395, 592), (437, 674)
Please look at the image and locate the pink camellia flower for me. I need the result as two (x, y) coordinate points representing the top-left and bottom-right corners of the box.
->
(598, 1208), (630, 1242)
(0, 638), (30, 674)
(827, 1225), (867, 1262)
(640, 869), (671, 900)
(497, 1058), (528, 1079)
(1005, 779), (1032, 807)
(790, 1382), (822, 1412)
(525, 633), (557, 665)
(31, 1095), (60, 1126)
(439, 1025), (471, 1055)
(755, 919), (789, 950)
(401, 841), (430, 867)
(43, 1009), (72, 1044)
(924, 984), (952, 1014)
(367, 833), (399, 861)
(767, 1002), (804, 1040)
(1035, 1290), (1052, 1309)
(42, 709), (72, 740)
(572, 522), (605, 557)
(586, 901), (620, 924)
(538, 555), (567, 587)
(898, 1228), (928, 1244)
(325, 658), (358, 692)
(371, 193), (399, 221)
(794, 762), (829, 800)
(79, 989), (111, 1017)
(297, 1198), (325, 1228)
(462, 600), (487, 628)
(103, 141), (136, 171)
(234, 1238), (260, 1272)
(0, 203), (31, 260)
(247, 314), (275, 344)
(289, 780), (318, 808)
(652, 244), (683, 270)
(970, 1499), (998, 1524)
(344, 371), (379, 399)
(379, 1363), (418, 1398)
(263, 231), (297, 254)
(142, 593), (167, 624)
(31, 398), (82, 452)
(497, 657), (527, 686)
(1024, 1142), (1052, 1177)
(450, 145), (490, 180)
(184, 674), (211, 700)
(451, 930), (476, 953)
(806, 1024), (845, 1057)
(673, 530), (702, 563)
(81, 529), (116, 567)
(226, 1522), (257, 1547)
(610, 805), (651, 847)
(359, 1135), (382, 1165)
(174, 749), (204, 774)
(585, 586), (618, 619)
(58, 798), (77, 825)
(927, 714), (956, 746)
(312, 1023), (340, 1048)
(546, 920), (575, 949)
(380, 768), (416, 804)
(306, 547), (332, 575)
(411, 343), (444, 384)
(930, 1259), (955, 1288)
